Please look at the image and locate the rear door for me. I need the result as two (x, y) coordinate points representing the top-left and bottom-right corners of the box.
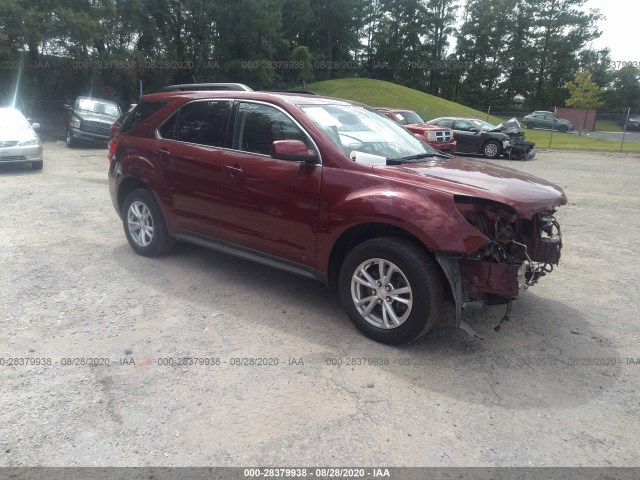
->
(149, 99), (232, 237)
(217, 101), (322, 267)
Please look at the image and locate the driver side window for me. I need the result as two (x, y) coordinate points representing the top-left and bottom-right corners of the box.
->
(453, 120), (473, 131)
(232, 102), (311, 156)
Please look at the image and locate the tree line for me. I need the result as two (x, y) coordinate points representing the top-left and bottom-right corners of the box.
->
(0, 0), (638, 111)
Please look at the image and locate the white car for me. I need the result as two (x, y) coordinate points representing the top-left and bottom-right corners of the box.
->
(0, 108), (43, 170)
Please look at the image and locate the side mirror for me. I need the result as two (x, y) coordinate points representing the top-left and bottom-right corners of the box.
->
(63, 104), (71, 111)
(470, 127), (480, 133)
(271, 140), (319, 164)
(31, 122), (40, 130)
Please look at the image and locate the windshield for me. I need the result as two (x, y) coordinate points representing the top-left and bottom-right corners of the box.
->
(299, 104), (440, 162)
(0, 109), (30, 129)
(469, 119), (497, 131)
(76, 98), (121, 117)
(394, 111), (425, 125)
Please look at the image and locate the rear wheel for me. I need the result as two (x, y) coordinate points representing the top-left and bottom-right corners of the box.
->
(482, 140), (501, 159)
(338, 237), (445, 345)
(122, 188), (175, 256)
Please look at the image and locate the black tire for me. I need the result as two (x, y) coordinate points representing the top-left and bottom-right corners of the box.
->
(32, 160), (43, 170)
(338, 237), (445, 345)
(558, 125), (569, 133)
(122, 188), (175, 257)
(66, 130), (76, 148)
(524, 122), (532, 129)
(482, 140), (502, 159)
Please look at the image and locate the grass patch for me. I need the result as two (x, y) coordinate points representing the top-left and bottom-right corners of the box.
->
(307, 78), (640, 153)
(594, 119), (623, 132)
(526, 130), (640, 153)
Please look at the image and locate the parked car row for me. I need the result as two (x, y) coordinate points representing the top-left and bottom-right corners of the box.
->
(376, 108), (536, 160)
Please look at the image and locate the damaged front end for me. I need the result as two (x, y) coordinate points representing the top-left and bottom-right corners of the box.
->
(493, 117), (536, 160)
(436, 195), (563, 336)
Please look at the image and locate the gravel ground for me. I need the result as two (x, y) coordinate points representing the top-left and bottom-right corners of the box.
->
(0, 142), (639, 467)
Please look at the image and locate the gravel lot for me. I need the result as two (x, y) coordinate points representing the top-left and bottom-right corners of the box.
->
(1, 141), (639, 467)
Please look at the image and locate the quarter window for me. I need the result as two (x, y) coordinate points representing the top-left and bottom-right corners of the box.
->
(120, 101), (166, 133)
(232, 102), (311, 156)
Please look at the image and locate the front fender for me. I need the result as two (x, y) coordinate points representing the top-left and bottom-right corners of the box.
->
(317, 173), (489, 272)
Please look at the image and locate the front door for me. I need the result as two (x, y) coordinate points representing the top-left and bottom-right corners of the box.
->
(217, 101), (322, 268)
(452, 119), (480, 153)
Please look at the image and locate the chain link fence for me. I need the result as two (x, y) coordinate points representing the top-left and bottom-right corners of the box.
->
(6, 94), (640, 153)
(472, 106), (640, 154)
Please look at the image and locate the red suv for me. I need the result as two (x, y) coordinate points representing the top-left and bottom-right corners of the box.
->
(108, 91), (566, 344)
(376, 108), (456, 153)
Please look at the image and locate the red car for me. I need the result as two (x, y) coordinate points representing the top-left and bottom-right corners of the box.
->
(108, 91), (566, 344)
(376, 108), (456, 153)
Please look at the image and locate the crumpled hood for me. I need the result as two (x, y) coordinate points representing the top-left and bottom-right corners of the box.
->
(373, 157), (567, 218)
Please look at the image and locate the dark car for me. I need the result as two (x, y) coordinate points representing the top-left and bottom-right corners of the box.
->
(523, 111), (574, 132)
(375, 108), (456, 153)
(65, 96), (122, 147)
(108, 91), (566, 344)
(427, 117), (517, 159)
(624, 115), (640, 131)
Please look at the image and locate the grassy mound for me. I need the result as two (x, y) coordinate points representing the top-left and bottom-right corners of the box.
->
(307, 78), (499, 122)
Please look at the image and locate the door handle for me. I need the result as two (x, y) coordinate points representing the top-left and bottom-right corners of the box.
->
(224, 164), (243, 177)
(158, 148), (170, 167)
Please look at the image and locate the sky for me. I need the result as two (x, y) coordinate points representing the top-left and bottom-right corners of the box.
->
(587, 0), (636, 62)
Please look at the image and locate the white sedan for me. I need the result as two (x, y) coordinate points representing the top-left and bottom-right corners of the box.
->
(0, 108), (43, 170)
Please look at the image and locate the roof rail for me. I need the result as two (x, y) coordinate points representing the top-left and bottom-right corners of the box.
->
(158, 83), (253, 92)
(261, 89), (318, 95)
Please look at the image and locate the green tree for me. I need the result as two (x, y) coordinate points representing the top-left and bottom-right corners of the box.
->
(604, 66), (640, 111)
(530, 0), (602, 106)
(565, 70), (604, 108)
(291, 46), (314, 88)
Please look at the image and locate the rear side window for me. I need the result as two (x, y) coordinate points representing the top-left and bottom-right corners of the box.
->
(120, 101), (167, 133)
(165, 101), (231, 147)
(435, 119), (453, 128)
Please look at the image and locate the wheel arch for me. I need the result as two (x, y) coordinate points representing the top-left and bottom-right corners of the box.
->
(481, 138), (502, 156)
(326, 222), (446, 295)
(117, 177), (149, 215)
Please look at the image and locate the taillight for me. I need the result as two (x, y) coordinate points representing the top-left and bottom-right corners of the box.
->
(108, 139), (118, 161)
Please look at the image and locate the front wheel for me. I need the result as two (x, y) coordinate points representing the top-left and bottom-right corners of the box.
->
(122, 188), (175, 257)
(339, 237), (445, 345)
(66, 130), (76, 148)
(558, 125), (569, 133)
(482, 140), (502, 159)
